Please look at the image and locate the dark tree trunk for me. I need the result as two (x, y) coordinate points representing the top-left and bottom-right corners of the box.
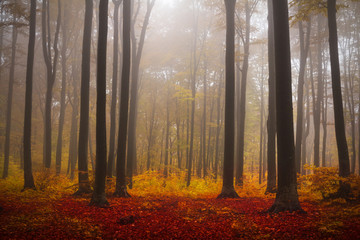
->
(127, 0), (156, 187)
(322, 79), (328, 167)
(76, 0), (93, 195)
(295, 19), (311, 174)
(235, 0), (250, 187)
(41, 0), (61, 169)
(164, 84), (170, 178)
(217, 0), (239, 199)
(314, 14), (323, 168)
(55, 2), (69, 175)
(90, 0), (109, 207)
(114, 0), (131, 198)
(3, 5), (18, 179)
(69, 68), (79, 181)
(214, 76), (223, 181)
(266, 0), (276, 194)
(107, 0), (122, 178)
(187, 2), (199, 187)
(327, 0), (350, 178)
(268, 0), (302, 213)
(23, 0), (37, 190)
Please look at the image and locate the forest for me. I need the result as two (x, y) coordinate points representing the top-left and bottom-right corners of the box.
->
(0, 0), (360, 239)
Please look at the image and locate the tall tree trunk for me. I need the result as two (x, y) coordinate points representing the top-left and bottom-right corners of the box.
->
(107, 0), (122, 178)
(235, 0), (250, 187)
(268, 0), (302, 213)
(217, 0), (239, 199)
(164, 84), (170, 178)
(76, 0), (93, 195)
(56, 2), (69, 175)
(114, 0), (131, 198)
(322, 79), (328, 167)
(69, 68), (79, 181)
(259, 73), (264, 184)
(214, 75), (223, 181)
(327, 0), (350, 178)
(3, 5), (18, 179)
(202, 61), (207, 178)
(302, 66), (310, 175)
(314, 14), (323, 168)
(127, 0), (156, 188)
(147, 90), (157, 171)
(23, 0), (37, 190)
(295, 19), (311, 173)
(90, 0), (109, 207)
(266, 0), (276, 194)
(187, 2), (199, 187)
(41, 0), (61, 169)
(175, 98), (182, 170)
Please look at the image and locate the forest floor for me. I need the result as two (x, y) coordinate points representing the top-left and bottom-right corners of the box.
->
(1, 167), (360, 239)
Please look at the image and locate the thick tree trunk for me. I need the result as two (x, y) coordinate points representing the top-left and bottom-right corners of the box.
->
(327, 0), (350, 178)
(218, 0), (239, 199)
(23, 0), (37, 190)
(266, 0), (276, 194)
(114, 0), (131, 198)
(90, 0), (109, 207)
(268, 0), (302, 213)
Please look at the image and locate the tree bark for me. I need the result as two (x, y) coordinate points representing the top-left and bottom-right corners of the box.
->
(41, 0), (61, 169)
(90, 0), (109, 207)
(327, 0), (350, 178)
(76, 0), (93, 195)
(55, 2), (69, 175)
(217, 0), (239, 199)
(107, 0), (122, 178)
(266, 0), (276, 194)
(114, 0), (131, 198)
(23, 0), (37, 190)
(3, 4), (18, 179)
(268, 0), (302, 213)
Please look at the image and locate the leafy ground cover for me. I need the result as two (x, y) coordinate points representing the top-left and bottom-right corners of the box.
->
(1, 168), (360, 239)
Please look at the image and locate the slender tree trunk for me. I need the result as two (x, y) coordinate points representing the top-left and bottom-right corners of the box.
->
(56, 2), (69, 175)
(107, 0), (122, 178)
(114, 0), (131, 198)
(69, 70), (79, 181)
(147, 91), (157, 171)
(23, 0), (37, 190)
(90, 0), (109, 206)
(127, 0), (156, 187)
(295, 19), (311, 173)
(268, 0), (302, 213)
(314, 14), (323, 168)
(175, 98), (182, 170)
(76, 0), (93, 195)
(214, 76), (223, 181)
(235, 0), (250, 187)
(259, 74), (264, 184)
(322, 79), (328, 167)
(202, 62), (207, 178)
(41, 0), (61, 169)
(266, 0), (276, 194)
(164, 84), (170, 178)
(218, 0), (239, 198)
(302, 67), (310, 175)
(2, 7), (18, 179)
(327, 0), (350, 178)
